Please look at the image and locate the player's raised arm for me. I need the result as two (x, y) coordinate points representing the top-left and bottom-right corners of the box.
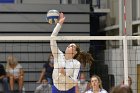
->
(50, 13), (65, 58)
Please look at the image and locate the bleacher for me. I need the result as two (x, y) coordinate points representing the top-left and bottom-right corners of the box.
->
(0, 1), (90, 92)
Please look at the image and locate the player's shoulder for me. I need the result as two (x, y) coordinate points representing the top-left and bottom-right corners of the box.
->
(73, 59), (80, 65)
(101, 89), (108, 93)
(73, 59), (80, 64)
(85, 89), (93, 93)
(43, 62), (49, 67)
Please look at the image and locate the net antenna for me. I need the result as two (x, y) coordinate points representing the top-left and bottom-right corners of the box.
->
(123, 0), (128, 85)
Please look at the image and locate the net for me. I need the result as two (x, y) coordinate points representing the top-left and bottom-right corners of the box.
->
(0, 35), (139, 93)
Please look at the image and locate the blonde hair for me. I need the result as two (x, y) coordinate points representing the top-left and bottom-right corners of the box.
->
(91, 75), (103, 89)
(6, 55), (18, 70)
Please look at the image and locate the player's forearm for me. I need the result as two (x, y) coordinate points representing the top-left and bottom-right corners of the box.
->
(51, 23), (61, 36)
(73, 64), (81, 81)
(19, 69), (24, 76)
(50, 23), (61, 58)
(38, 71), (45, 82)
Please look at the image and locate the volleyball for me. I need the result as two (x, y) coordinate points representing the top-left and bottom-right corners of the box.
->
(46, 10), (60, 24)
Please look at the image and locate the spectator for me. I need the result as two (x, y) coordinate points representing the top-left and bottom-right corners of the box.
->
(36, 54), (54, 85)
(77, 72), (90, 93)
(6, 55), (24, 93)
(110, 85), (133, 93)
(0, 63), (10, 93)
(35, 54), (54, 93)
(122, 76), (132, 88)
(85, 75), (108, 93)
(35, 79), (52, 93)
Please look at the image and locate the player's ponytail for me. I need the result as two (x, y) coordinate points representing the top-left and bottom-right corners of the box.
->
(74, 44), (94, 67)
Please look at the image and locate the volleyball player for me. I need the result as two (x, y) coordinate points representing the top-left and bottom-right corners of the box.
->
(50, 12), (81, 93)
(50, 12), (94, 93)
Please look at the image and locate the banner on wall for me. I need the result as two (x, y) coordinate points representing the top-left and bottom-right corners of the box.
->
(0, 0), (14, 3)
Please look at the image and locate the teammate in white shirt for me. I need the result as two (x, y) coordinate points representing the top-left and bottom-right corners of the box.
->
(85, 75), (108, 93)
(50, 13), (82, 93)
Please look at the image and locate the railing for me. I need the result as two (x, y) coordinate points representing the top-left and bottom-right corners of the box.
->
(3, 0), (102, 9)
